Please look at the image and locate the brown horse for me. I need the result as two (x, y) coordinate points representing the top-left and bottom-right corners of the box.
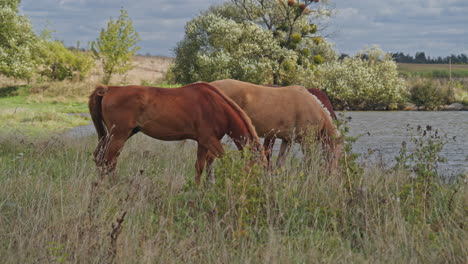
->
(88, 82), (265, 185)
(265, 85), (338, 162)
(210, 79), (342, 168)
(267, 85), (337, 120)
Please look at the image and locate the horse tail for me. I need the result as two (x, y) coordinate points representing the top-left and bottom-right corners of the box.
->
(195, 82), (261, 146)
(88, 85), (109, 140)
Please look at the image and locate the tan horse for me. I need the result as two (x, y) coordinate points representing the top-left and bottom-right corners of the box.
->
(88, 82), (266, 185)
(210, 79), (342, 168)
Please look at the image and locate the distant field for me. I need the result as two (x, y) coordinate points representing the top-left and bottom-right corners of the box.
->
(398, 63), (468, 78)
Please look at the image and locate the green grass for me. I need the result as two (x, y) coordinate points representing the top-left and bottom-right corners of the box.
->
(0, 133), (465, 263)
(0, 85), (89, 136)
(0, 81), (187, 136)
(398, 63), (468, 78)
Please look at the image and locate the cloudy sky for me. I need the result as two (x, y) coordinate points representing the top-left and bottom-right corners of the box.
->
(21, 0), (468, 57)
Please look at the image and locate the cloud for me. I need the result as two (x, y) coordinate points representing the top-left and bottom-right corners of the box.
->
(329, 0), (468, 56)
(20, 0), (467, 57)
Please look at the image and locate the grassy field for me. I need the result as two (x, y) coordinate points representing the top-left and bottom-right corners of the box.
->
(0, 56), (466, 262)
(0, 56), (175, 136)
(0, 84), (90, 136)
(0, 130), (466, 263)
(398, 63), (468, 78)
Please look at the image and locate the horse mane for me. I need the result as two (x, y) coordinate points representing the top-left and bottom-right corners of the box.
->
(188, 82), (261, 145)
(307, 88), (337, 120)
(307, 93), (333, 122)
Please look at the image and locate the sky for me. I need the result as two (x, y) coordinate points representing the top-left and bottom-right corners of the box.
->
(21, 0), (468, 58)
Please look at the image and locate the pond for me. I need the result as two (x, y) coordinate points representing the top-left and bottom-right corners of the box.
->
(343, 111), (467, 177)
(67, 111), (467, 176)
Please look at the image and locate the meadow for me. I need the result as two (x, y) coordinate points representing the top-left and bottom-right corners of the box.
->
(0, 129), (466, 263)
(0, 56), (466, 263)
(398, 63), (468, 78)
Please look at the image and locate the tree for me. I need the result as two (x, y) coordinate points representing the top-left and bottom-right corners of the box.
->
(92, 8), (140, 84)
(171, 0), (335, 85)
(0, 0), (37, 79)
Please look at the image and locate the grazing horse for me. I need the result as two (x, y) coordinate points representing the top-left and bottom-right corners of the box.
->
(265, 85), (338, 161)
(210, 79), (342, 168)
(88, 82), (265, 185)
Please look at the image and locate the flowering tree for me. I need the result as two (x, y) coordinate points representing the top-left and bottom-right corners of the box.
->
(309, 47), (408, 110)
(0, 0), (37, 79)
(171, 0), (335, 85)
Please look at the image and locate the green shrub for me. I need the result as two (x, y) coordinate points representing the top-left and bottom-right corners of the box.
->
(409, 79), (446, 110)
(35, 39), (94, 81)
(309, 46), (407, 110)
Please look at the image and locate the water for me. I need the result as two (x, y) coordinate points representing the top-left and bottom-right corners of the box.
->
(343, 111), (467, 176)
(67, 111), (467, 176)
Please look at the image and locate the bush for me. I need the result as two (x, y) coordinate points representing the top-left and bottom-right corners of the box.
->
(35, 39), (94, 81)
(309, 47), (407, 110)
(409, 79), (447, 110)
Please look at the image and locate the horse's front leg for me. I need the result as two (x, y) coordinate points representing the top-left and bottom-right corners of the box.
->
(195, 145), (209, 186)
(195, 138), (224, 186)
(94, 131), (129, 182)
(276, 139), (291, 169)
(263, 135), (276, 169)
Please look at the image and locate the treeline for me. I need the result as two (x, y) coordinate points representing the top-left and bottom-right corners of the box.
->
(391, 52), (468, 64)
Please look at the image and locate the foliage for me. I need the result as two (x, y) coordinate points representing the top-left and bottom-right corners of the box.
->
(92, 8), (140, 84)
(394, 125), (458, 224)
(171, 13), (290, 84)
(171, 0), (336, 85)
(35, 33), (94, 81)
(309, 46), (407, 110)
(409, 79), (447, 110)
(0, 0), (37, 79)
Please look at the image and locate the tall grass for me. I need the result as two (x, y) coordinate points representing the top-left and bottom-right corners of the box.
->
(0, 128), (465, 263)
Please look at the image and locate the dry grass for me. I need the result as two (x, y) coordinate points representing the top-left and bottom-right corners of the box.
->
(0, 55), (175, 103)
(0, 133), (466, 263)
(89, 55), (174, 85)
